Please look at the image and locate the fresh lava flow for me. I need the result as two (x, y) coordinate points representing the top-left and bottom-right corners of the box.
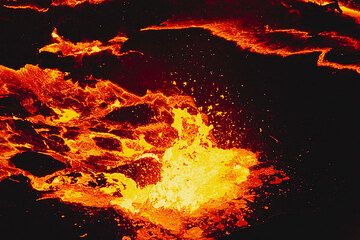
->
(0, 63), (285, 239)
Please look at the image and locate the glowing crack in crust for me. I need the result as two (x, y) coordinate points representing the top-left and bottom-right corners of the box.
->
(2, 4), (49, 12)
(1, 0), (108, 12)
(51, 0), (108, 7)
(142, 20), (360, 74)
(0, 64), (282, 239)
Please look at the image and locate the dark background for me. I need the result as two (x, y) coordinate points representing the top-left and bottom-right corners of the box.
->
(0, 0), (359, 239)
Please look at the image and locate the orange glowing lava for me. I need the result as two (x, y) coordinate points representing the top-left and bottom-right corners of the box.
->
(0, 63), (284, 239)
(142, 20), (360, 74)
(51, 0), (107, 7)
(39, 28), (138, 58)
(2, 4), (49, 12)
(1, 0), (359, 238)
(1, 0), (107, 11)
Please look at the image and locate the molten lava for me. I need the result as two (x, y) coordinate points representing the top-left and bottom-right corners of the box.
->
(39, 28), (136, 58)
(1, 0), (359, 238)
(2, 4), (49, 12)
(0, 63), (282, 239)
(51, 0), (108, 7)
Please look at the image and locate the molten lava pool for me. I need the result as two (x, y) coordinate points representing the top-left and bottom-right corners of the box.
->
(1, 0), (359, 240)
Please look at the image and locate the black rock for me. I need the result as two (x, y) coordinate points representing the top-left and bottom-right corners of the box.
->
(0, 96), (30, 118)
(10, 151), (67, 177)
(104, 103), (155, 126)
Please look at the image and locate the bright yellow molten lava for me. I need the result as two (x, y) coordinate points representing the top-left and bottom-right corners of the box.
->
(145, 108), (255, 211)
(104, 108), (257, 215)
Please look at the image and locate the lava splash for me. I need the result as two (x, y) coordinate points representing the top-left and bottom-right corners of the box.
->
(0, 64), (282, 239)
